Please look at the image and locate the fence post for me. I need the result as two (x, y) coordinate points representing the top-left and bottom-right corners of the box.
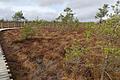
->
(0, 22), (1, 28)
(24, 21), (25, 27)
(7, 22), (9, 28)
(1, 21), (4, 28)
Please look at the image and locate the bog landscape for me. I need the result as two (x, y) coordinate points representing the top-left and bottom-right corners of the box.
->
(0, 0), (120, 80)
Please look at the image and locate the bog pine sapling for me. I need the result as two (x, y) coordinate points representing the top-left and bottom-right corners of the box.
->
(111, 0), (120, 15)
(21, 25), (35, 40)
(12, 11), (25, 21)
(95, 4), (109, 23)
(56, 7), (79, 26)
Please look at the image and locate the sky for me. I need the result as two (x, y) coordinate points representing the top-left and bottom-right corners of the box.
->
(0, 0), (117, 22)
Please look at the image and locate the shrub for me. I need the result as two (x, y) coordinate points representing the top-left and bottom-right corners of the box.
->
(21, 24), (35, 40)
(63, 41), (90, 79)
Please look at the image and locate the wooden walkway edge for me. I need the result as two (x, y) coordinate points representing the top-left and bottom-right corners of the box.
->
(0, 28), (17, 80)
(0, 45), (13, 80)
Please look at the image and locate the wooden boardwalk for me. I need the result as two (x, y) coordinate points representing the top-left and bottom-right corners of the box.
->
(0, 45), (12, 80)
(0, 28), (15, 80)
(0, 28), (19, 31)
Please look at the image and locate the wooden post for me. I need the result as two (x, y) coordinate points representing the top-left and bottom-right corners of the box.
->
(7, 22), (9, 28)
(24, 21), (25, 27)
(2, 22), (3, 28)
(0, 22), (1, 28)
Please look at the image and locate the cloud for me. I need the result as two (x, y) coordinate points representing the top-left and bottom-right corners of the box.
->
(1, 0), (15, 1)
(67, 0), (117, 21)
(75, 7), (97, 22)
(0, 0), (66, 7)
(0, 0), (58, 20)
(0, 8), (14, 20)
(35, 0), (65, 6)
(68, 0), (116, 9)
(0, 0), (118, 21)
(23, 10), (57, 20)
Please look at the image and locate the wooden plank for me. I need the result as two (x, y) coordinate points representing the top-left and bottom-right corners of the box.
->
(0, 45), (12, 80)
(0, 65), (8, 68)
(0, 71), (9, 76)
(0, 60), (7, 64)
(0, 67), (8, 71)
(0, 29), (13, 80)
(0, 77), (10, 80)
(0, 74), (11, 79)
(0, 56), (4, 59)
(0, 69), (10, 73)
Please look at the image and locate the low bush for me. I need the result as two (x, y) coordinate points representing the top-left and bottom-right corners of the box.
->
(21, 24), (35, 40)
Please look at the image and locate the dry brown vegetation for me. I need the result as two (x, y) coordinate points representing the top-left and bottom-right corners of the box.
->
(0, 25), (119, 80)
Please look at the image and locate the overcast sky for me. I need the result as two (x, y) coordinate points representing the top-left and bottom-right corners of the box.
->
(0, 0), (117, 22)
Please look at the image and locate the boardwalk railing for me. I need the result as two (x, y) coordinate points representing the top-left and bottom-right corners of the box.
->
(0, 21), (23, 28)
(0, 21), (34, 28)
